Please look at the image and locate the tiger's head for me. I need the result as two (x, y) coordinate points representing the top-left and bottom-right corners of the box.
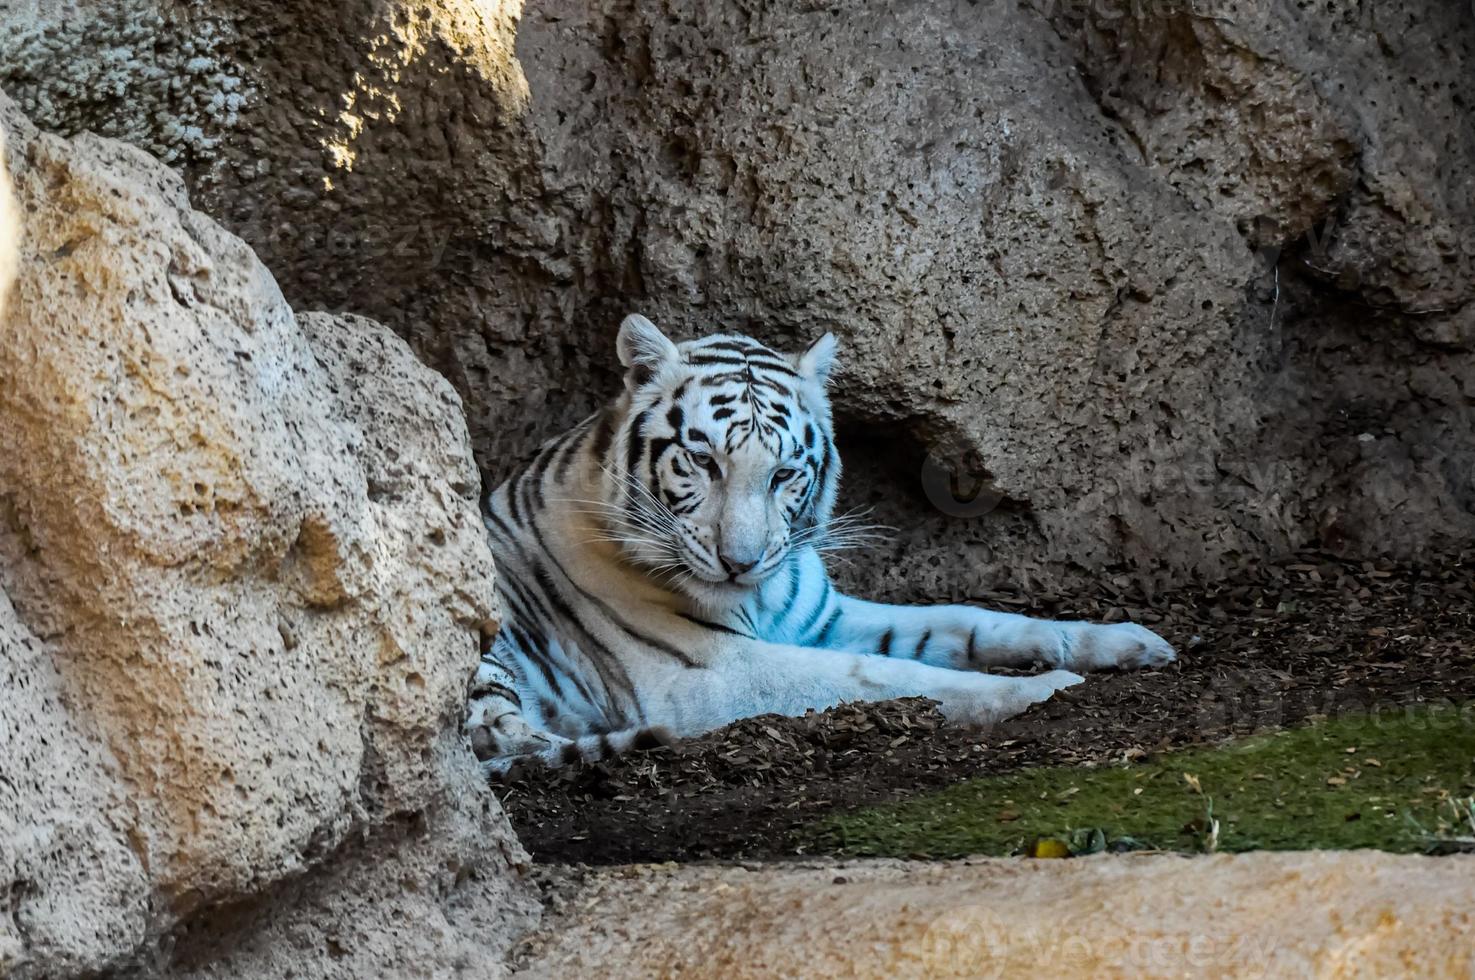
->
(608, 313), (840, 604)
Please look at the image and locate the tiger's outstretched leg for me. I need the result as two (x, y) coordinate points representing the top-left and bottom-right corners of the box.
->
(822, 594), (1176, 673)
(638, 637), (1085, 737)
(753, 551), (1175, 674)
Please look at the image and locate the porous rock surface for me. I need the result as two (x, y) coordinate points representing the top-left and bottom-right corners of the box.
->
(0, 94), (535, 978)
(517, 853), (1475, 978)
(4, 0), (1471, 598)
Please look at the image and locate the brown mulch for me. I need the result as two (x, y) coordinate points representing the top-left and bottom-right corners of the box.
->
(494, 550), (1475, 865)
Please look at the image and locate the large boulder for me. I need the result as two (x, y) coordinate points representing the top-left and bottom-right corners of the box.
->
(520, 853), (1475, 977)
(0, 95), (534, 977)
(1, 0), (1471, 601)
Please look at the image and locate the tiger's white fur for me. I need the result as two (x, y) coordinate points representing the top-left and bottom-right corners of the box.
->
(467, 315), (1175, 776)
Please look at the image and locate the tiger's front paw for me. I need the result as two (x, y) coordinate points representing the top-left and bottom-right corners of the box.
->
(944, 669), (1085, 726)
(466, 705), (572, 761)
(1059, 621), (1177, 672)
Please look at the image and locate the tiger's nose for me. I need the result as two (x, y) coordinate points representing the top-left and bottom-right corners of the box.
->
(719, 552), (760, 577)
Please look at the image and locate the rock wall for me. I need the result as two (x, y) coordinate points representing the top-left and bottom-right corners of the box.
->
(1, 0), (1471, 602)
(0, 95), (534, 978)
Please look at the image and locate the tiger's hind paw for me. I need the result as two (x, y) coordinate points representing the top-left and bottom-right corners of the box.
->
(466, 705), (573, 762)
(1063, 622), (1177, 671)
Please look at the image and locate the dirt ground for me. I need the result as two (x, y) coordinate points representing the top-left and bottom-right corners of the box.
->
(495, 550), (1475, 864)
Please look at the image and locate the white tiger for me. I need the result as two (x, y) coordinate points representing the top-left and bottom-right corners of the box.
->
(467, 314), (1176, 776)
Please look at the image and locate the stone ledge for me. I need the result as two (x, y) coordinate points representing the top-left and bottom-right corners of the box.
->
(518, 852), (1475, 978)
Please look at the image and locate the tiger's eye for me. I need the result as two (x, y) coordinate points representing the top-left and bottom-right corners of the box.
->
(771, 467), (797, 488)
(689, 450), (721, 477)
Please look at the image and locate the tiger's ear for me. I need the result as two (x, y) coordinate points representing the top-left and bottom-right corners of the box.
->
(796, 332), (839, 385)
(617, 313), (679, 390)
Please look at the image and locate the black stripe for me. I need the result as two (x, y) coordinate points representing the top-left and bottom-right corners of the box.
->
(648, 434), (679, 479)
(495, 591), (543, 642)
(532, 563), (640, 723)
(468, 680), (522, 705)
(484, 513), (557, 604)
(617, 620), (703, 668)
(815, 608), (842, 646)
(688, 352), (799, 375)
(501, 571), (558, 631)
(589, 409), (616, 460)
(624, 408), (649, 478)
(782, 559), (803, 612)
(796, 581), (832, 639)
(751, 378), (794, 398)
(521, 620), (553, 660)
(521, 438), (558, 511)
(503, 617), (550, 666)
(632, 729), (665, 750)
(528, 516), (703, 670)
(877, 628), (893, 657)
(677, 611), (753, 639)
(811, 434), (835, 522)
(487, 526), (624, 718)
(553, 417), (594, 484)
(555, 638), (602, 709)
(506, 623), (565, 698)
(519, 467), (541, 520)
(505, 476), (524, 526)
(484, 501), (517, 543)
(966, 627), (978, 665)
(723, 419), (750, 454)
(695, 372), (738, 387)
(693, 339), (776, 356)
(913, 629), (932, 660)
(505, 574), (602, 710)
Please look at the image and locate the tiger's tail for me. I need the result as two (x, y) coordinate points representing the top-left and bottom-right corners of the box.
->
(481, 725), (675, 782)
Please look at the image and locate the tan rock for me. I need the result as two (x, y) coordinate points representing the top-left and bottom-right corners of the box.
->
(0, 121), (14, 312)
(519, 853), (1475, 979)
(0, 92), (534, 977)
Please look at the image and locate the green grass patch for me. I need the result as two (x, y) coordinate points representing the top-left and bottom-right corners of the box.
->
(812, 704), (1475, 858)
